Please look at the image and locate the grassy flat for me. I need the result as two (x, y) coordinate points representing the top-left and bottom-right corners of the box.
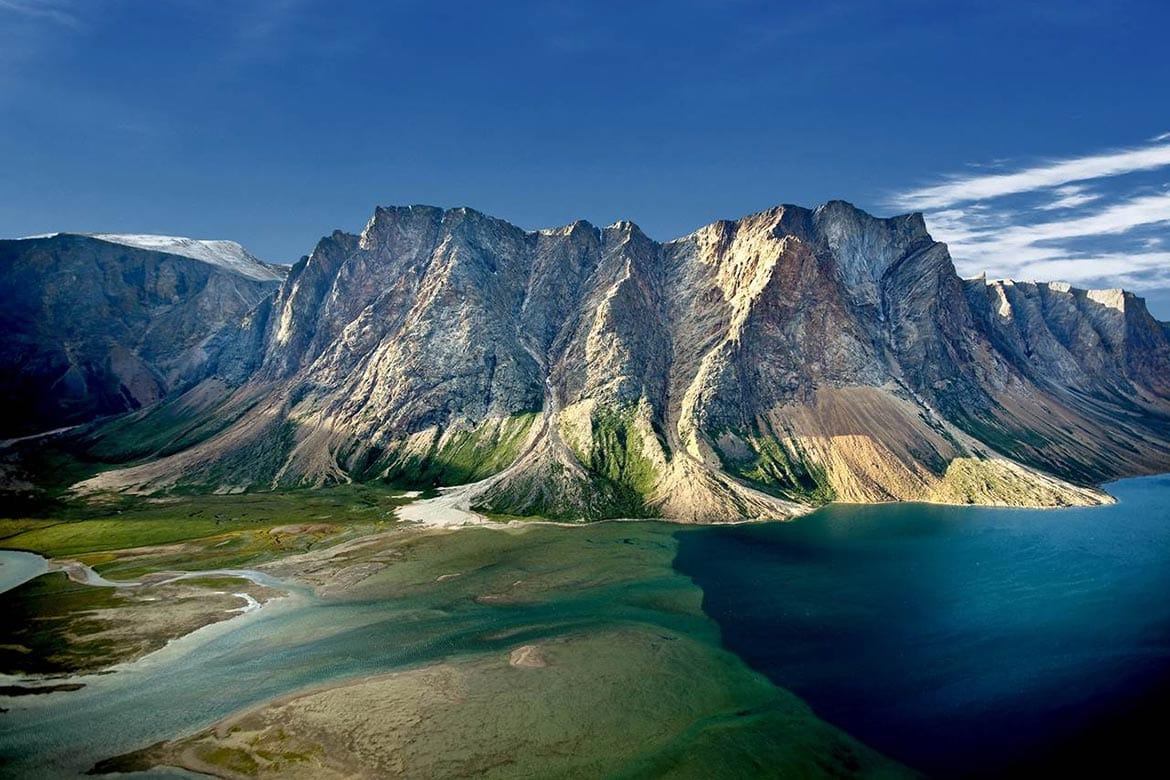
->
(0, 485), (415, 674)
(0, 485), (409, 561)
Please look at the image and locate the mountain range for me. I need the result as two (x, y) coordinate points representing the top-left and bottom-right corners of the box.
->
(3, 201), (1170, 522)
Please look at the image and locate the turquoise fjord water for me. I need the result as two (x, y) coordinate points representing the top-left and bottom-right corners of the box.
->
(0, 550), (47, 594)
(675, 475), (1170, 777)
(2, 476), (1169, 778)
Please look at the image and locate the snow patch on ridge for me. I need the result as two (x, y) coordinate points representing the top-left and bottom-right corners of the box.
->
(17, 231), (284, 282)
(87, 234), (285, 281)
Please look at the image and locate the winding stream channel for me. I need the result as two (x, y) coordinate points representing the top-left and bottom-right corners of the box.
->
(4, 476), (1170, 777)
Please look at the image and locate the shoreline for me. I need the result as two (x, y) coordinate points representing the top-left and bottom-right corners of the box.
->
(2, 476), (1162, 777)
(89, 603), (914, 780)
(396, 473), (1127, 531)
(0, 469), (1145, 681)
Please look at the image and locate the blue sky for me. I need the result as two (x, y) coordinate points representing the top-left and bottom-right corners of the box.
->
(1, 1), (1168, 314)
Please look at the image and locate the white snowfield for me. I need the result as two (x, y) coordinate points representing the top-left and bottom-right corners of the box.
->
(19, 232), (285, 282)
(90, 234), (285, 281)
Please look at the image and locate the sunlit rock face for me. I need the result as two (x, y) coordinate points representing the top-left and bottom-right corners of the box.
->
(0, 233), (283, 437)
(64, 202), (1170, 520)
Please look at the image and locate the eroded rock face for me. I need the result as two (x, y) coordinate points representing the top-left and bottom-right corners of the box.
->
(0, 234), (283, 437)
(71, 202), (1170, 520)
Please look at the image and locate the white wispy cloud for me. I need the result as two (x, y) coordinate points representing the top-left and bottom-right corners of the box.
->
(887, 136), (1170, 296)
(0, 0), (85, 100)
(991, 192), (1170, 249)
(891, 139), (1170, 211)
(0, 0), (78, 27)
(1034, 184), (1100, 211)
(1018, 252), (1170, 287)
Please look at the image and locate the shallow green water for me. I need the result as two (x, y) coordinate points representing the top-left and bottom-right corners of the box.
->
(0, 524), (893, 778)
(9, 478), (1166, 778)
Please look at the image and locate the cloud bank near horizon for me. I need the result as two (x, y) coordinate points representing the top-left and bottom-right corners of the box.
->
(888, 136), (1170, 300)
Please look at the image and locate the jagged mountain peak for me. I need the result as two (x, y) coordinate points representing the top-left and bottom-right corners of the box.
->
(358, 205), (441, 251)
(537, 219), (598, 238)
(59, 199), (1170, 524)
(356, 204), (541, 257)
(978, 277), (1137, 314)
(605, 218), (645, 234)
(341, 201), (938, 268)
(665, 200), (927, 253)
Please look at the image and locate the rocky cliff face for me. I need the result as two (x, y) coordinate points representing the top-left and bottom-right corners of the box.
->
(0, 234), (283, 437)
(69, 202), (1170, 521)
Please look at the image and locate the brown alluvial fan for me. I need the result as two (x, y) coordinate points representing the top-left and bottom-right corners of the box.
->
(10, 202), (1170, 521)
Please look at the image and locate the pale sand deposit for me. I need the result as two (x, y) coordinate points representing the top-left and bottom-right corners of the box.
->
(103, 628), (913, 780)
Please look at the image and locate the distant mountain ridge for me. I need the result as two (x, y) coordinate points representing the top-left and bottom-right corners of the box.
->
(0, 233), (284, 437)
(18, 233), (286, 282)
(6, 202), (1170, 521)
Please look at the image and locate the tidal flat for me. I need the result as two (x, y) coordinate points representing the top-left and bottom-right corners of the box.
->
(0, 492), (907, 779)
(7, 477), (1170, 777)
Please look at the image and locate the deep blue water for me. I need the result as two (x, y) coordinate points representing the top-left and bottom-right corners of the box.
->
(675, 475), (1170, 778)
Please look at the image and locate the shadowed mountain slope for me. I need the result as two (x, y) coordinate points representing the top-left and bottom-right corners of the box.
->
(0, 234), (284, 438)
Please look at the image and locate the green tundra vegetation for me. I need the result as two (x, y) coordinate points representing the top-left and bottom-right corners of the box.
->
(715, 432), (837, 504)
(375, 413), (538, 487)
(576, 406), (663, 516)
(0, 485), (409, 576)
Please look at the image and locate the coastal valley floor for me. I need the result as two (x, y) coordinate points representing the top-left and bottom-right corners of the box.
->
(0, 486), (909, 779)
